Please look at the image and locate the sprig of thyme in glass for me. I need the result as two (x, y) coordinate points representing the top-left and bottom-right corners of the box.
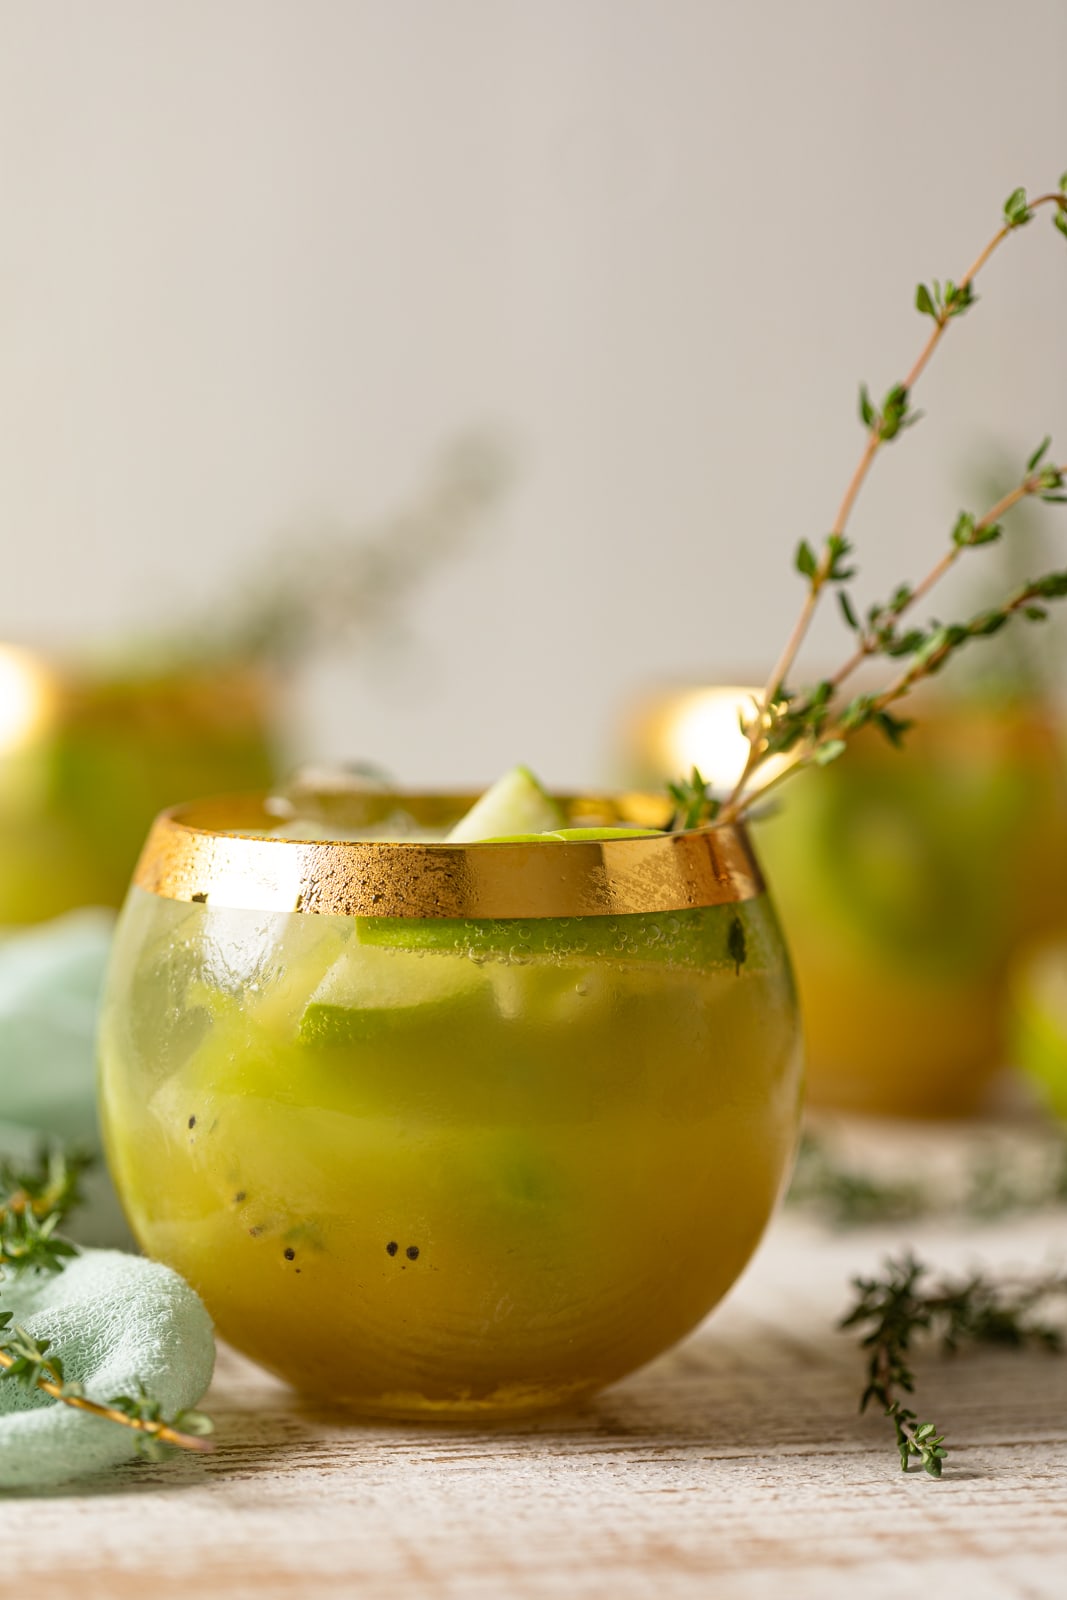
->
(665, 767), (717, 831)
(0, 1148), (214, 1459)
(668, 177), (1067, 827)
(843, 1253), (1067, 1477)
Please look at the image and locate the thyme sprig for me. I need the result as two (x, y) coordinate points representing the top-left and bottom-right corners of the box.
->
(0, 1319), (214, 1459)
(0, 1148), (215, 1460)
(843, 1253), (1067, 1477)
(665, 767), (717, 831)
(0, 1148), (91, 1275)
(673, 177), (1067, 828)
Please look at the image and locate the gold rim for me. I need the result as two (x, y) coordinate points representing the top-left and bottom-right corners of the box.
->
(131, 792), (764, 918)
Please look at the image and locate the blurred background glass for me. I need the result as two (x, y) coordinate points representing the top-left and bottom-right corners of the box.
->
(621, 683), (1067, 1117)
(0, 648), (278, 923)
(618, 462), (1067, 1118)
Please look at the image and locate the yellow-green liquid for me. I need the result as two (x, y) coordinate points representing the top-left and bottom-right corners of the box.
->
(100, 889), (801, 1416)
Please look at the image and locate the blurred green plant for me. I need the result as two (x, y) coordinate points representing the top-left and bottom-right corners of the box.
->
(788, 1130), (1067, 1228)
(161, 433), (511, 672)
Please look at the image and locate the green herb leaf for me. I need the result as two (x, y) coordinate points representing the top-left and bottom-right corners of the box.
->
(665, 767), (719, 831)
(795, 539), (818, 580)
(825, 534), (856, 582)
(1004, 186), (1033, 227)
(951, 511), (976, 547)
(1027, 435), (1052, 472)
(944, 280), (976, 318)
(837, 590), (860, 631)
(858, 384), (876, 429)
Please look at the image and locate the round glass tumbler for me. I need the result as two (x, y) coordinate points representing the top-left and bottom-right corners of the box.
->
(99, 791), (803, 1418)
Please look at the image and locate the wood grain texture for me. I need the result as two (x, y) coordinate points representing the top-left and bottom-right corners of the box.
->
(2, 1210), (1066, 1600)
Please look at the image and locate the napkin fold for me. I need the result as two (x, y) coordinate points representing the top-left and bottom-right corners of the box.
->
(0, 1249), (215, 1489)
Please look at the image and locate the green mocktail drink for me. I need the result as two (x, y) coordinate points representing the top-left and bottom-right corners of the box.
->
(99, 785), (801, 1416)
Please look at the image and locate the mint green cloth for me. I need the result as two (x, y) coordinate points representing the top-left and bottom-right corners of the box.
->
(0, 915), (217, 1488)
(0, 1249), (215, 1489)
(0, 910), (114, 1145)
(0, 910), (129, 1245)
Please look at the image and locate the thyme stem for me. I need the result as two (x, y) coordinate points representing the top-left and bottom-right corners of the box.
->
(771, 192), (1064, 697)
(827, 468), (1057, 693)
(0, 1341), (214, 1455)
(714, 183), (1067, 828)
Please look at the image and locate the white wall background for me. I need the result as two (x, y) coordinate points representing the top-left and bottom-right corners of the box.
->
(2, 0), (1065, 787)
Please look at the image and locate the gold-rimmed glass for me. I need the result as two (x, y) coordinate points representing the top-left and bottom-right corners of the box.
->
(99, 790), (802, 1418)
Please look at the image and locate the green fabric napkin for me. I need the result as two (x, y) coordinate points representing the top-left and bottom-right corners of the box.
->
(0, 1249), (215, 1489)
(0, 910), (129, 1245)
(0, 914), (217, 1487)
(0, 909), (114, 1144)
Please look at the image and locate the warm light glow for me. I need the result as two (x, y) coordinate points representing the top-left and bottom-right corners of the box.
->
(637, 684), (793, 795)
(0, 644), (55, 755)
(665, 688), (758, 790)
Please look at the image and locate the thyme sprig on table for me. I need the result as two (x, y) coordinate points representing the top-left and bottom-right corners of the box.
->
(843, 1253), (1067, 1477)
(667, 178), (1067, 827)
(0, 1148), (214, 1460)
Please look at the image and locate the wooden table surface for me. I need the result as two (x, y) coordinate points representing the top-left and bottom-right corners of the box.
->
(3, 1199), (1066, 1600)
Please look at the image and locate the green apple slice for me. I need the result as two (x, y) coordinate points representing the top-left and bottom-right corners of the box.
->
(355, 900), (767, 973)
(445, 765), (564, 842)
(299, 943), (492, 1048)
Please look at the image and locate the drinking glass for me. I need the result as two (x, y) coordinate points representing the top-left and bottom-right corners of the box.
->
(99, 790), (802, 1417)
(0, 649), (278, 924)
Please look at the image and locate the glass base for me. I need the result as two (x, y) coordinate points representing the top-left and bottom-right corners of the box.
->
(321, 1380), (597, 1424)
